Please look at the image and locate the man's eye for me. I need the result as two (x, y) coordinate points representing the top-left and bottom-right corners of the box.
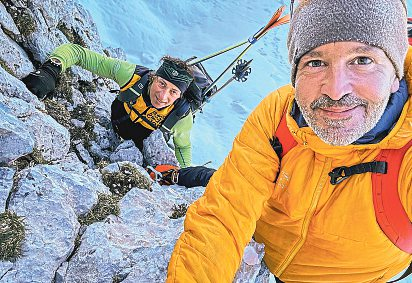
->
(307, 60), (324, 67)
(171, 90), (180, 97)
(353, 57), (373, 65)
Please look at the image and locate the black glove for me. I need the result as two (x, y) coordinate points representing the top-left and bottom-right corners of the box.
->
(22, 59), (61, 100)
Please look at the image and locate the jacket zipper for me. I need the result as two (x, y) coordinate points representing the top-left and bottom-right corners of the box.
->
(275, 157), (332, 275)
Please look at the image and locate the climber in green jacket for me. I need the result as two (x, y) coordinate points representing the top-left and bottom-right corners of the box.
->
(22, 43), (195, 167)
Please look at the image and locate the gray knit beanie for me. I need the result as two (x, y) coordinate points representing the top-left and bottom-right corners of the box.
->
(287, 0), (408, 86)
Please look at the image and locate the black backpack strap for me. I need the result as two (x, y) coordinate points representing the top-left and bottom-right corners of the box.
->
(388, 262), (412, 282)
(271, 111), (297, 159)
(127, 103), (158, 130)
(160, 99), (191, 133)
(328, 161), (387, 185)
(117, 66), (151, 103)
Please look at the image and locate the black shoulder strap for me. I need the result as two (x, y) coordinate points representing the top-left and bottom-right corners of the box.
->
(160, 99), (191, 133)
(117, 67), (151, 103)
(127, 104), (158, 130)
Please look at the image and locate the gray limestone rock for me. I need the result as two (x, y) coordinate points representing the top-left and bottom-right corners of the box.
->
(75, 142), (95, 168)
(103, 47), (127, 61)
(1, 94), (70, 162)
(93, 123), (117, 150)
(69, 66), (94, 86)
(0, 27), (34, 78)
(0, 66), (44, 108)
(70, 88), (87, 109)
(52, 152), (88, 173)
(65, 218), (141, 283)
(89, 140), (110, 162)
(0, 3), (33, 78)
(90, 96), (113, 126)
(110, 140), (143, 166)
(23, 20), (67, 64)
(143, 130), (179, 167)
(20, 106), (70, 162)
(64, 184), (204, 283)
(121, 245), (175, 283)
(0, 261), (13, 282)
(1, 164), (112, 282)
(4, 165), (81, 283)
(119, 184), (204, 228)
(54, 262), (69, 283)
(0, 102), (34, 164)
(234, 239), (266, 283)
(0, 167), (15, 212)
(22, 0), (103, 63)
(71, 119), (85, 128)
(0, 3), (20, 36)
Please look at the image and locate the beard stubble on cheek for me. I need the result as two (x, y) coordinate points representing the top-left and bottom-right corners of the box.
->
(296, 93), (390, 146)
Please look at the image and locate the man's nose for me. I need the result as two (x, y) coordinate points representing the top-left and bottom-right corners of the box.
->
(321, 65), (353, 101)
(158, 89), (168, 100)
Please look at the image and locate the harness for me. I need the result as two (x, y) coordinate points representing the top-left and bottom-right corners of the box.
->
(272, 113), (412, 282)
(113, 66), (191, 133)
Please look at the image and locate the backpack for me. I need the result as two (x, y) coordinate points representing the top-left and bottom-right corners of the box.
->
(184, 61), (217, 113)
(272, 114), (412, 282)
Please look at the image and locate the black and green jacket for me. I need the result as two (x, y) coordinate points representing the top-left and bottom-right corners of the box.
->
(50, 43), (193, 167)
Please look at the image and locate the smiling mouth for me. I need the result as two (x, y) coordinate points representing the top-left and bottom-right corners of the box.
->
(155, 96), (166, 104)
(318, 106), (360, 119)
(321, 106), (356, 113)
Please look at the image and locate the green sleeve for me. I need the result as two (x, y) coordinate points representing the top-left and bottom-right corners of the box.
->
(49, 43), (136, 87)
(171, 112), (193, 168)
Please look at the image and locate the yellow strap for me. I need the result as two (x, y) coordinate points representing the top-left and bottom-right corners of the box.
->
(120, 74), (141, 92)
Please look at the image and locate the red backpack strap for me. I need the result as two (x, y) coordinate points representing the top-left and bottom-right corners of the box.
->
(273, 113), (298, 158)
(372, 139), (412, 254)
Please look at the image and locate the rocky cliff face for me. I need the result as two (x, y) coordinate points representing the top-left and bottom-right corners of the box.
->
(0, 0), (266, 282)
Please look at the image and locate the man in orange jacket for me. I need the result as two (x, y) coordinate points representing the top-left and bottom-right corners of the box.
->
(167, 0), (412, 282)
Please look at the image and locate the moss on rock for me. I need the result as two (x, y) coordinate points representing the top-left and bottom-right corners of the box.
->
(169, 203), (188, 219)
(2, 1), (36, 37)
(0, 210), (26, 261)
(54, 71), (75, 104)
(102, 163), (152, 197)
(78, 193), (120, 226)
(78, 80), (97, 94)
(44, 99), (72, 128)
(57, 23), (87, 47)
(10, 148), (49, 171)
(44, 98), (99, 158)
(0, 59), (15, 76)
(70, 104), (96, 148)
(79, 164), (152, 226)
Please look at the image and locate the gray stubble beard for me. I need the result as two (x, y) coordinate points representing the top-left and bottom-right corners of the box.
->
(295, 93), (390, 146)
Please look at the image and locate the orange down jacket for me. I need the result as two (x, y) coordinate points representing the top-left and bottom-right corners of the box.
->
(166, 48), (412, 282)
